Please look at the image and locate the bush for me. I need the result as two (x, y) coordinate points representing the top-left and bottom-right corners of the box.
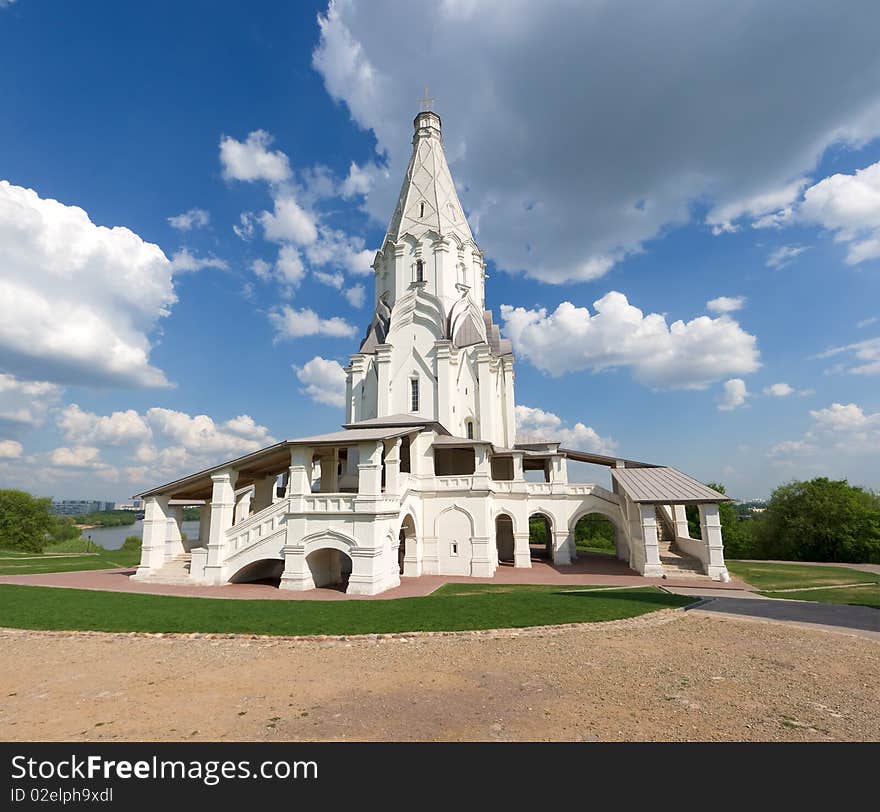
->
(0, 489), (53, 553)
(121, 535), (142, 552)
(750, 477), (880, 564)
(44, 537), (107, 554)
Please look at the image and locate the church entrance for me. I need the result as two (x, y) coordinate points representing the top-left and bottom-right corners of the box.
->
(528, 513), (553, 560)
(495, 514), (515, 564)
(306, 548), (352, 591)
(398, 514), (417, 575)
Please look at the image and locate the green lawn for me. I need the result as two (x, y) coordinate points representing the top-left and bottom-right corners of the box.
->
(760, 585), (880, 610)
(0, 548), (141, 575)
(0, 583), (691, 636)
(727, 561), (879, 591)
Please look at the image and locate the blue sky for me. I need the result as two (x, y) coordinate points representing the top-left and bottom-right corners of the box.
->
(1, 0), (879, 502)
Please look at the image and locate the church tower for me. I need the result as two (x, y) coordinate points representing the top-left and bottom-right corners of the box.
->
(345, 105), (517, 447)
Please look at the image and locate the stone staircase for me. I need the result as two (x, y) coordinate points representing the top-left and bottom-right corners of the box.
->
(654, 506), (705, 578)
(138, 553), (194, 585)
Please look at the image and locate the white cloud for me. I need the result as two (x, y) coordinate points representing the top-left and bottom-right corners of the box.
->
(0, 440), (22, 459)
(167, 208), (209, 231)
(268, 306), (357, 340)
(146, 407), (275, 456)
(769, 439), (816, 457)
(250, 258), (272, 280)
(500, 291), (759, 387)
(275, 245), (307, 290)
(312, 1), (880, 283)
(294, 356), (347, 407)
(706, 295), (746, 314)
(809, 402), (878, 434)
(515, 405), (617, 454)
(260, 194), (318, 245)
(857, 316), (878, 329)
(344, 283), (367, 308)
(304, 227), (374, 275)
(0, 373), (63, 429)
(170, 248), (229, 273)
(50, 445), (103, 468)
(233, 211), (256, 241)
(763, 382), (794, 397)
(766, 244), (808, 269)
(57, 404), (151, 446)
(718, 378), (749, 411)
(340, 161), (375, 198)
(814, 336), (880, 376)
(0, 180), (173, 388)
(314, 270), (344, 289)
(770, 402), (880, 464)
(219, 130), (292, 184)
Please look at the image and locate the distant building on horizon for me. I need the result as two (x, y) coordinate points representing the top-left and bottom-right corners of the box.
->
(50, 499), (117, 516)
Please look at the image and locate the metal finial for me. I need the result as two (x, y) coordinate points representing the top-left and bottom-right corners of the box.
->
(418, 86), (436, 112)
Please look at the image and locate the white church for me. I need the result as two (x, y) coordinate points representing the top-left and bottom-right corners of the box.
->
(132, 107), (731, 595)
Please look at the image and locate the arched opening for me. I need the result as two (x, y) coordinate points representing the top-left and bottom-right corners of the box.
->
(229, 558), (284, 587)
(528, 512), (553, 560)
(574, 513), (617, 558)
(306, 547), (352, 591)
(495, 514), (515, 564)
(399, 514), (417, 574)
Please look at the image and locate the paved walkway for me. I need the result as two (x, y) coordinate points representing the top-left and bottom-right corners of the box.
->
(683, 594), (880, 641)
(0, 554), (750, 601)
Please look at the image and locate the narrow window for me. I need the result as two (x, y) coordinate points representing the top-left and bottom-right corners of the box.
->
(466, 420), (474, 439)
(451, 541), (459, 556)
(410, 378), (419, 412)
(420, 201), (425, 218)
(415, 259), (424, 282)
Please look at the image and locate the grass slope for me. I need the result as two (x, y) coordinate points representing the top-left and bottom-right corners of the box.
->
(0, 583), (691, 636)
(761, 585), (880, 610)
(727, 561), (879, 591)
(0, 548), (140, 575)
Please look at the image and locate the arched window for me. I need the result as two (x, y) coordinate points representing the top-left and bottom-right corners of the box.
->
(415, 259), (424, 282)
(410, 377), (420, 412)
(465, 420), (474, 439)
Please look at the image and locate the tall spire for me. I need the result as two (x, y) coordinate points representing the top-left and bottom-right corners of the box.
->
(384, 101), (474, 246)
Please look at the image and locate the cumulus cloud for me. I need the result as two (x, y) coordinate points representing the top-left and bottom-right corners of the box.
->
(146, 407), (276, 455)
(233, 211), (257, 241)
(304, 227), (375, 275)
(170, 248), (229, 273)
(58, 404), (151, 446)
(770, 402), (880, 464)
(515, 405), (617, 454)
(275, 245), (307, 291)
(268, 306), (357, 341)
(500, 291), (759, 387)
(260, 194), (318, 245)
(0, 180), (173, 388)
(814, 336), (880, 376)
(344, 283), (366, 308)
(766, 244), (808, 269)
(50, 445), (104, 468)
(294, 356), (347, 407)
(706, 296), (746, 314)
(312, 1), (880, 283)
(314, 270), (344, 289)
(0, 440), (22, 459)
(718, 378), (749, 411)
(764, 382), (794, 397)
(340, 161), (376, 198)
(167, 208), (209, 231)
(219, 130), (292, 184)
(0, 373), (62, 429)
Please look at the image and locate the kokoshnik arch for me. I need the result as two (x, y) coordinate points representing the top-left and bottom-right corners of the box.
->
(132, 108), (731, 595)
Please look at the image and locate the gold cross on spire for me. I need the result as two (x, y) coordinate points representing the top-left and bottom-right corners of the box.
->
(418, 86), (435, 112)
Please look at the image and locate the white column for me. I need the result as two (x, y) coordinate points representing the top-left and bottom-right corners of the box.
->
(133, 495), (170, 578)
(252, 475), (276, 514)
(699, 503), (730, 581)
(288, 446), (313, 495)
(279, 543), (313, 591)
(512, 452), (524, 482)
(233, 489), (252, 525)
(434, 340), (453, 431)
(473, 443), (491, 490)
(203, 469), (238, 585)
(375, 344), (392, 417)
(166, 505), (184, 558)
(550, 454), (568, 485)
(475, 347), (496, 443)
(638, 503), (664, 578)
(671, 504), (690, 539)
(384, 438), (401, 496)
(198, 503), (211, 545)
(552, 530), (572, 566)
(513, 532), (531, 568)
(357, 440), (383, 497)
(347, 547), (386, 596)
(501, 356), (516, 447)
(325, 448), (339, 492)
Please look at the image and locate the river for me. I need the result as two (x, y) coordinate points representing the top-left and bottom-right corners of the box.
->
(80, 520), (201, 550)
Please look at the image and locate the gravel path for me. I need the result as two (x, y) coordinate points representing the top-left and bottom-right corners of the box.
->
(2, 612), (877, 742)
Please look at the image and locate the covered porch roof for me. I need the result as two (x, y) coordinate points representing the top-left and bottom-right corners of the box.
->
(135, 424), (428, 501)
(611, 466), (730, 504)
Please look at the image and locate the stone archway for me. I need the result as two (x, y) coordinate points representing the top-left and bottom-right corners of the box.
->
(306, 547), (352, 591)
(569, 505), (629, 564)
(528, 512), (553, 560)
(228, 558), (284, 586)
(399, 513), (417, 574)
(495, 513), (515, 564)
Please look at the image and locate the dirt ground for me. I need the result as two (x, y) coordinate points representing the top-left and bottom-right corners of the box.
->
(2, 612), (878, 742)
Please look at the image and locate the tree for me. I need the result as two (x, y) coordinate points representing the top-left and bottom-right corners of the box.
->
(751, 477), (880, 563)
(0, 489), (53, 553)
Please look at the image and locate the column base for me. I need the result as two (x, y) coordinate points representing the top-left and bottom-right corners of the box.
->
(279, 573), (315, 591)
(470, 560), (496, 577)
(642, 564), (664, 578)
(553, 548), (572, 566)
(707, 565), (730, 582)
(514, 551), (532, 568)
(346, 577), (388, 596)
